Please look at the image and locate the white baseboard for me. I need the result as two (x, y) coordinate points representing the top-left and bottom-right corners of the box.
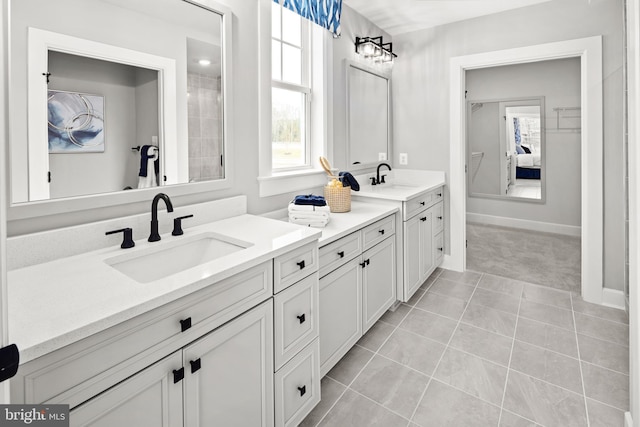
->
(625, 411), (632, 427)
(466, 213), (581, 236)
(602, 288), (626, 310)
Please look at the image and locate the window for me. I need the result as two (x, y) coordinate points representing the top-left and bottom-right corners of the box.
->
(271, 2), (311, 170)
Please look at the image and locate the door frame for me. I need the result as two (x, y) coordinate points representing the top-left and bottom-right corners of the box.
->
(447, 36), (604, 303)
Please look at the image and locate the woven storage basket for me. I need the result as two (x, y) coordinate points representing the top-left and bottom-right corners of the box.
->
(324, 183), (351, 213)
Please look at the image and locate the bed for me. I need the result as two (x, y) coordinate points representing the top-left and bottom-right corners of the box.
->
(515, 152), (541, 179)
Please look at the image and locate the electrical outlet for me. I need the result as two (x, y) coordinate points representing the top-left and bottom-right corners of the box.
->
(378, 152), (387, 161)
(399, 153), (408, 165)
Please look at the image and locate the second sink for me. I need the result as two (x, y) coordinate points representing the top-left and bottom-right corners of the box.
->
(106, 232), (253, 283)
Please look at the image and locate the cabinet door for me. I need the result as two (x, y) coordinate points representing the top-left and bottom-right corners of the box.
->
(70, 352), (183, 427)
(419, 212), (434, 280)
(362, 237), (396, 333)
(403, 215), (422, 299)
(183, 300), (274, 427)
(319, 258), (362, 377)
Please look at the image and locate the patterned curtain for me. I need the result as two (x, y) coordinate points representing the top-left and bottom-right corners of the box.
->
(274, 0), (343, 36)
(513, 118), (521, 145)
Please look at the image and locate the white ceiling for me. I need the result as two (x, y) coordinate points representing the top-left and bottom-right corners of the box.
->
(343, 0), (553, 36)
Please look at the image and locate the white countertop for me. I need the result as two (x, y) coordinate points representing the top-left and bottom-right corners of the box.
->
(353, 169), (446, 202)
(316, 202), (399, 247)
(8, 214), (320, 363)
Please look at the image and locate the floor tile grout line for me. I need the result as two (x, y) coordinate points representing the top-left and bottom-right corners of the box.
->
(313, 296), (415, 427)
(574, 310), (631, 326)
(570, 292), (592, 427)
(345, 387), (414, 424)
(407, 273), (483, 425)
(497, 287), (524, 427)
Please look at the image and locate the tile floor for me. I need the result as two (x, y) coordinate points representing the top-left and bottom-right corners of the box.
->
(300, 268), (629, 427)
(506, 178), (542, 199)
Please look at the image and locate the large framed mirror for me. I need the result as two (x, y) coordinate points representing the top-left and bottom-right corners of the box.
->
(467, 96), (545, 201)
(345, 60), (391, 169)
(7, 0), (233, 218)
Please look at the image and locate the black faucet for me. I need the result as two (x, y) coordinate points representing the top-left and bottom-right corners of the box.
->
(148, 193), (174, 242)
(375, 163), (392, 185)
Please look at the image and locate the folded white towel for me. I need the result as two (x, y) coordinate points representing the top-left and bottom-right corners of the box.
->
(288, 203), (331, 213)
(289, 217), (330, 228)
(289, 212), (330, 221)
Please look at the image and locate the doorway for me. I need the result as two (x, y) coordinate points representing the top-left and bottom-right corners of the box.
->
(446, 36), (605, 304)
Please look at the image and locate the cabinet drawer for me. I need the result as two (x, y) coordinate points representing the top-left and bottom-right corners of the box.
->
(319, 232), (362, 277)
(275, 339), (321, 427)
(432, 202), (444, 234)
(434, 232), (444, 265)
(403, 187), (444, 220)
(362, 215), (395, 251)
(274, 242), (319, 293)
(14, 262), (273, 408)
(274, 273), (319, 370)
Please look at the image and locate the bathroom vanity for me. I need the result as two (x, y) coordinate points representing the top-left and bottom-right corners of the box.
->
(353, 169), (446, 302)
(8, 197), (322, 427)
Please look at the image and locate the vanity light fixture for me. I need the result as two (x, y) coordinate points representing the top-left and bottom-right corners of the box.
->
(355, 36), (397, 63)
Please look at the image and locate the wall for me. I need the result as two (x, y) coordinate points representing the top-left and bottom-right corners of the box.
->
(466, 58), (582, 228)
(5, 1), (391, 234)
(392, 0), (625, 291)
(47, 53), (159, 198)
(468, 102), (501, 195)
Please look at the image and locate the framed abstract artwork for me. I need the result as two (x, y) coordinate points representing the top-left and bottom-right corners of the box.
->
(47, 90), (105, 153)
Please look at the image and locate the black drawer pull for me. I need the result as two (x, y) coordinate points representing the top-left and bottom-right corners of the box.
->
(337, 251), (345, 258)
(297, 313), (306, 324)
(437, 193), (442, 197)
(420, 217), (427, 222)
(173, 367), (184, 383)
(438, 247), (444, 252)
(420, 201), (425, 206)
(297, 260), (306, 269)
(180, 318), (192, 332)
(378, 229), (385, 235)
(437, 216), (443, 220)
(298, 385), (306, 396)
(190, 358), (201, 373)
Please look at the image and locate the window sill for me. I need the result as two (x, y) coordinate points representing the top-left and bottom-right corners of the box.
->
(257, 169), (327, 197)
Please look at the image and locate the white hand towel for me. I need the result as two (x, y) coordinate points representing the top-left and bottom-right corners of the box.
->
(288, 203), (331, 213)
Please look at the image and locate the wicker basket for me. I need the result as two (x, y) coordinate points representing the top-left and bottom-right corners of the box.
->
(324, 181), (351, 213)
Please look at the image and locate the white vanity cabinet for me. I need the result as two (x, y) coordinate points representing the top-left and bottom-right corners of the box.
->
(70, 301), (273, 427)
(11, 239), (322, 427)
(318, 214), (396, 376)
(403, 188), (444, 299)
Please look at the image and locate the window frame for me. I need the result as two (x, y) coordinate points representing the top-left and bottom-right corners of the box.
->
(257, 0), (331, 197)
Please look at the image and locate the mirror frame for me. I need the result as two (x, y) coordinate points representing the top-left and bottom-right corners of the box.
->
(7, 0), (234, 221)
(466, 96), (546, 203)
(344, 59), (392, 172)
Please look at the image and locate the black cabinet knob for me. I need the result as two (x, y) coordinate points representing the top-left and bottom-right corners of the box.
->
(297, 260), (306, 270)
(337, 251), (345, 258)
(360, 261), (367, 268)
(180, 317), (192, 332)
(420, 217), (427, 222)
(420, 201), (425, 206)
(190, 358), (201, 373)
(437, 216), (443, 220)
(297, 313), (306, 324)
(437, 193), (442, 197)
(378, 229), (385, 235)
(298, 385), (306, 396)
(438, 247), (444, 252)
(173, 368), (184, 383)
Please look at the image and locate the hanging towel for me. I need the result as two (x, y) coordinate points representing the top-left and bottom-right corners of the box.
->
(137, 145), (159, 188)
(339, 172), (360, 191)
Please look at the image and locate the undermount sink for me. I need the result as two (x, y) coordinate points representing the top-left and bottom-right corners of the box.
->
(105, 232), (253, 283)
